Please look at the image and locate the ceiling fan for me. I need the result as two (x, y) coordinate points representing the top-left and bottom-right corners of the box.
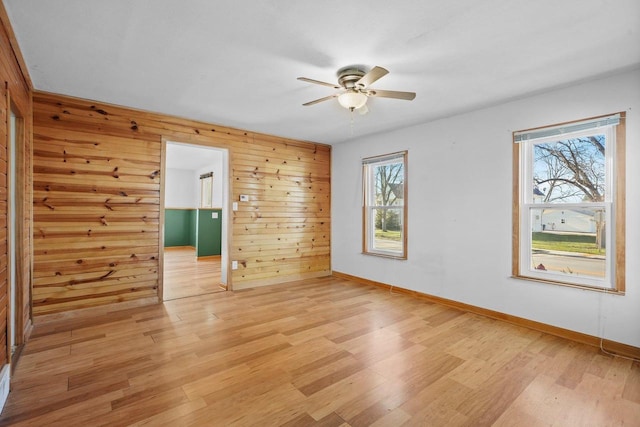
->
(298, 65), (416, 112)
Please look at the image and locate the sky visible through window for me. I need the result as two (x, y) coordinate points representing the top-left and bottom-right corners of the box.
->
(533, 134), (605, 203)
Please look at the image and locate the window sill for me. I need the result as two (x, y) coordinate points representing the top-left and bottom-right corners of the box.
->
(362, 251), (407, 260)
(511, 275), (624, 295)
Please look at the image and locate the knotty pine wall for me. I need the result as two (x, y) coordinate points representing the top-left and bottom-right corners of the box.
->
(33, 92), (331, 315)
(0, 3), (33, 364)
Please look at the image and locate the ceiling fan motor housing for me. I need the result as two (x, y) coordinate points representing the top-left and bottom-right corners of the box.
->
(337, 66), (367, 89)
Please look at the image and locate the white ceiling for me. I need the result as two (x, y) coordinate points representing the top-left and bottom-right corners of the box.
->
(4, 0), (639, 145)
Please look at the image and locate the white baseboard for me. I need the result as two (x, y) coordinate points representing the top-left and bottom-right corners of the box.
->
(0, 364), (9, 413)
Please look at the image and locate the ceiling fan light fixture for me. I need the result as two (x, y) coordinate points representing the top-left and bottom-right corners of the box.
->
(338, 91), (367, 111)
(299, 65), (415, 110)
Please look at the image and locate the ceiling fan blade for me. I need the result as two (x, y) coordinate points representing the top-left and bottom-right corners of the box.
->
(302, 94), (338, 106)
(367, 89), (416, 101)
(297, 77), (340, 89)
(355, 66), (389, 88)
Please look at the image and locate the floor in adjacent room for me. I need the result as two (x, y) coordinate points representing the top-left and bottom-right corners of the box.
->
(163, 246), (223, 301)
(1, 276), (638, 426)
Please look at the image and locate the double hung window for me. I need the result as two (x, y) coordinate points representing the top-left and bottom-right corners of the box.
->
(513, 113), (625, 291)
(200, 172), (214, 208)
(362, 151), (407, 259)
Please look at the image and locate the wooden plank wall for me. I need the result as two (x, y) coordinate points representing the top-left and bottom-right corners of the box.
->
(0, 3), (34, 362)
(33, 92), (331, 315)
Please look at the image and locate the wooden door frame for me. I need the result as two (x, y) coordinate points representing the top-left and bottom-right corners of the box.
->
(158, 137), (232, 301)
(6, 88), (27, 368)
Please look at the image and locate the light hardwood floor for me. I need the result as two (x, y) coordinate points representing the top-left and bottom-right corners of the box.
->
(163, 246), (224, 301)
(1, 276), (638, 426)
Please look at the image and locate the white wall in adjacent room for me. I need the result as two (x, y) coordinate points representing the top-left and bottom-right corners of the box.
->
(165, 150), (224, 209)
(165, 168), (198, 208)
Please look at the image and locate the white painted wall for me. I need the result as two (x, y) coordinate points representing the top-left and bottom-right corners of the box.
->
(165, 161), (224, 208)
(164, 168), (198, 208)
(332, 68), (640, 347)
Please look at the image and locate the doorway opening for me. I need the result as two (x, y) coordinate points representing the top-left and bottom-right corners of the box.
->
(162, 141), (229, 301)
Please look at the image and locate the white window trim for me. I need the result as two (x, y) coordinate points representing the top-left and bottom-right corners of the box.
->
(513, 113), (625, 292)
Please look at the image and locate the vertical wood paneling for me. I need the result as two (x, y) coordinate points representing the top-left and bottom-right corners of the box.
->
(33, 92), (331, 314)
(0, 2), (34, 365)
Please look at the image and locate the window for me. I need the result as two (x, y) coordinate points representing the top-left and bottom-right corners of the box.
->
(513, 113), (625, 291)
(200, 172), (214, 208)
(362, 151), (407, 259)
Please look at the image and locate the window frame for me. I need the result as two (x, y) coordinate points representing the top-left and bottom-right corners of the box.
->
(512, 113), (625, 292)
(200, 172), (214, 208)
(362, 151), (408, 259)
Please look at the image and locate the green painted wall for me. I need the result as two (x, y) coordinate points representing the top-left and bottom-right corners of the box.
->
(164, 209), (221, 256)
(196, 209), (222, 257)
(189, 209), (197, 246)
(164, 209), (195, 247)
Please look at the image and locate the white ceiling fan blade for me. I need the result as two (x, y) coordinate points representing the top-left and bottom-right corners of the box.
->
(355, 66), (388, 88)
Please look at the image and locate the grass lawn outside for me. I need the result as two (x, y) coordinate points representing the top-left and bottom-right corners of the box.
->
(375, 229), (402, 241)
(376, 230), (604, 255)
(531, 232), (605, 256)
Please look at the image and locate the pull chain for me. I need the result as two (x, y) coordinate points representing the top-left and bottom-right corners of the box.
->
(349, 108), (355, 136)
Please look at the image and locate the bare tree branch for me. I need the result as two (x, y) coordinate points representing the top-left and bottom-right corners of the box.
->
(534, 136), (605, 202)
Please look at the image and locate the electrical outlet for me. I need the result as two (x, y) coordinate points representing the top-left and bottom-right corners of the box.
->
(232, 202), (238, 211)
(231, 260), (238, 270)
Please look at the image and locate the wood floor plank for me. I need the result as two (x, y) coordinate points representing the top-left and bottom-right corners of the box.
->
(337, 378), (414, 426)
(7, 390), (123, 427)
(622, 361), (640, 404)
(1, 276), (638, 426)
(128, 398), (208, 427)
(493, 371), (640, 426)
(369, 407), (412, 427)
(185, 381), (306, 426)
(455, 353), (538, 425)
(163, 247), (223, 301)
(280, 412), (346, 427)
(306, 368), (389, 421)
(99, 387), (190, 427)
(400, 377), (473, 418)
(344, 329), (416, 367)
(296, 358), (365, 397)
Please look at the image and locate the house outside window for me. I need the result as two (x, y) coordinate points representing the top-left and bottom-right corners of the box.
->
(513, 113), (625, 291)
(362, 151), (407, 259)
